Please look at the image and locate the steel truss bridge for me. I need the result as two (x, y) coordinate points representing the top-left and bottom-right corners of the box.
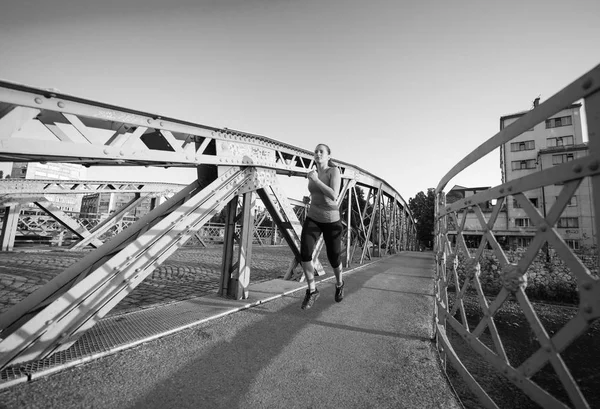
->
(435, 63), (600, 408)
(0, 179), (184, 250)
(0, 179), (291, 248)
(0, 80), (417, 372)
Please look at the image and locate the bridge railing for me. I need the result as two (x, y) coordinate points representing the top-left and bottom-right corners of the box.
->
(434, 64), (600, 408)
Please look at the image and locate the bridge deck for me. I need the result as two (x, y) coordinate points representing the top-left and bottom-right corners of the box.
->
(0, 252), (460, 408)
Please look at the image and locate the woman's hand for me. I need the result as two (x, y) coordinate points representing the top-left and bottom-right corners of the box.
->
(307, 170), (318, 182)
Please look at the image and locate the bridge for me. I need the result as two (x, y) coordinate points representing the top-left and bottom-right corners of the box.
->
(0, 62), (599, 408)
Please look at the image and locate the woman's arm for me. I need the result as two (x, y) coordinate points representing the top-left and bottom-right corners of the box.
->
(308, 167), (341, 201)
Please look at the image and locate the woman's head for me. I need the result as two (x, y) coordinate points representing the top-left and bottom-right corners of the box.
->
(314, 143), (335, 167)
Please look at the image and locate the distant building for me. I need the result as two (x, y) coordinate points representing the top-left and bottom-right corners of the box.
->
(446, 185), (511, 249)
(448, 100), (593, 251)
(10, 162), (87, 212)
(497, 99), (592, 250)
(80, 192), (157, 218)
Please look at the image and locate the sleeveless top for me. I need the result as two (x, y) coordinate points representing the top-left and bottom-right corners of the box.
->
(307, 167), (340, 223)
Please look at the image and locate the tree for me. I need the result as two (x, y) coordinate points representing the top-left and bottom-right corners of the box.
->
(409, 188), (435, 249)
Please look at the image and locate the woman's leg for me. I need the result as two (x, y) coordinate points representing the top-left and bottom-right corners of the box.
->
(300, 218), (321, 293)
(301, 261), (316, 292)
(323, 220), (344, 294)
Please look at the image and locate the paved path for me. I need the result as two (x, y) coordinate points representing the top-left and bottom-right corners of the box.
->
(0, 251), (460, 409)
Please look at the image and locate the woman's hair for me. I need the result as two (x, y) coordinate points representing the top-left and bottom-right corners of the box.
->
(316, 143), (336, 167)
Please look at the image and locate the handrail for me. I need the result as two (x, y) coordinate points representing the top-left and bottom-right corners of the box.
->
(434, 62), (600, 409)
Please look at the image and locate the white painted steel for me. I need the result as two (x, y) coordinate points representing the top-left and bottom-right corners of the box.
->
(0, 79), (418, 372)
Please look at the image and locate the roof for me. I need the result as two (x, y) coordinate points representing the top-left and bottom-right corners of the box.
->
(448, 185), (491, 192)
(500, 103), (582, 122)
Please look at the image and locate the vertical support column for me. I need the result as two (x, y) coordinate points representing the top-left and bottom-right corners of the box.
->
(232, 192), (255, 300)
(219, 196), (238, 297)
(377, 191), (382, 257)
(585, 90), (600, 257)
(435, 190), (448, 369)
(392, 199), (398, 253)
(271, 224), (278, 245)
(345, 186), (352, 267)
(1, 204), (21, 251)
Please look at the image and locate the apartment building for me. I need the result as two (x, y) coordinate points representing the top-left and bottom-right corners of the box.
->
(498, 99), (593, 250)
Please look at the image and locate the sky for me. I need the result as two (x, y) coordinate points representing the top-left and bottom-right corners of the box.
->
(1, 0), (599, 202)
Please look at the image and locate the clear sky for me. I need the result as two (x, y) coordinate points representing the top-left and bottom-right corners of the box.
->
(1, 0), (599, 202)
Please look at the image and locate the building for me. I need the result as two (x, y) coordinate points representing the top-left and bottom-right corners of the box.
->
(10, 162), (87, 212)
(80, 192), (157, 218)
(498, 99), (593, 250)
(446, 185), (511, 249)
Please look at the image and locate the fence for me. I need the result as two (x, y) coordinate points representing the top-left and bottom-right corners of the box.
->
(434, 64), (600, 408)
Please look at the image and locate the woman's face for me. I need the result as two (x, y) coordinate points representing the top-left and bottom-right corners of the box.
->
(314, 144), (330, 166)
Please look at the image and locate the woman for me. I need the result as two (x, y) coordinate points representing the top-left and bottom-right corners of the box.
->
(300, 143), (344, 309)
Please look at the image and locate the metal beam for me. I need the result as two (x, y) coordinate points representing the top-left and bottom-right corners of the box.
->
(69, 193), (149, 250)
(0, 204), (21, 251)
(0, 167), (253, 369)
(34, 200), (103, 248)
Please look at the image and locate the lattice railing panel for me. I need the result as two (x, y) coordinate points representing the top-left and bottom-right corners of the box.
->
(435, 63), (600, 408)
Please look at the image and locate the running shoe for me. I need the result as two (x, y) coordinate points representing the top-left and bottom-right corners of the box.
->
(301, 288), (320, 309)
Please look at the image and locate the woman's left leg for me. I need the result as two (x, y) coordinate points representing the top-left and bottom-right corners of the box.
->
(323, 220), (344, 301)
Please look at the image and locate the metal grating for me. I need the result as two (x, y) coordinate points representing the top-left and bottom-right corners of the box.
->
(0, 294), (247, 385)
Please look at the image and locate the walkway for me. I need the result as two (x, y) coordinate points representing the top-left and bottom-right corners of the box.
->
(0, 252), (460, 408)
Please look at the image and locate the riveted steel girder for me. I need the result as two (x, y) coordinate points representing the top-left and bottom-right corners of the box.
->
(0, 204), (21, 251)
(0, 78), (419, 373)
(0, 80), (415, 228)
(0, 179), (185, 195)
(0, 167), (253, 368)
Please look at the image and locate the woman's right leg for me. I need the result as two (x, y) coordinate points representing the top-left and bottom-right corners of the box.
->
(300, 218), (321, 291)
(301, 260), (316, 292)
(300, 218), (322, 308)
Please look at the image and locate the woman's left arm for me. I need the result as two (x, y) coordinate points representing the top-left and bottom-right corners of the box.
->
(311, 167), (341, 201)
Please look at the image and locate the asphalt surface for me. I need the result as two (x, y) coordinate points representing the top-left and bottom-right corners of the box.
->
(0, 251), (460, 409)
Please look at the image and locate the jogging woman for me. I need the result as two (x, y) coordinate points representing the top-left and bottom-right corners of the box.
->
(300, 143), (344, 309)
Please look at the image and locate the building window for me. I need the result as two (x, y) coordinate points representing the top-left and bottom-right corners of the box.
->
(552, 153), (574, 165)
(516, 237), (532, 248)
(568, 196), (577, 206)
(511, 159), (536, 170)
(545, 116), (572, 129)
(510, 140), (535, 152)
(565, 239), (580, 250)
(547, 135), (574, 147)
(557, 217), (578, 228)
(513, 197), (538, 208)
(515, 218), (531, 227)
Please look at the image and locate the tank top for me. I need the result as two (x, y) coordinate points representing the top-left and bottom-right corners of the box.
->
(307, 167), (340, 223)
